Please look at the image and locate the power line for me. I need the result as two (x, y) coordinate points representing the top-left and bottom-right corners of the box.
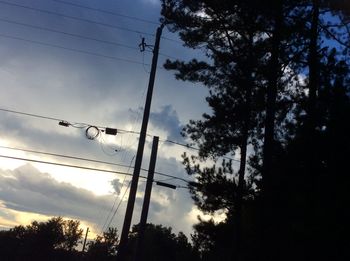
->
(0, 0), (155, 37)
(0, 145), (191, 182)
(100, 160), (134, 233)
(0, 154), (189, 189)
(50, 0), (182, 44)
(0, 0), (182, 45)
(0, 18), (178, 60)
(102, 180), (131, 233)
(0, 18), (139, 51)
(0, 33), (151, 66)
(0, 107), (240, 162)
(0, 154), (146, 178)
(0, 107), (137, 136)
(0, 107), (64, 122)
(162, 139), (240, 162)
(0, 145), (131, 169)
(52, 0), (159, 25)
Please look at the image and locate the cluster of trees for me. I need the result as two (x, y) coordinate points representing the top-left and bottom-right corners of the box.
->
(0, 217), (82, 260)
(161, 0), (349, 260)
(123, 224), (200, 261)
(0, 217), (200, 260)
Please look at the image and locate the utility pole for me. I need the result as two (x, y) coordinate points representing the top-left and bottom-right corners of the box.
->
(116, 24), (164, 260)
(133, 136), (159, 261)
(82, 227), (89, 253)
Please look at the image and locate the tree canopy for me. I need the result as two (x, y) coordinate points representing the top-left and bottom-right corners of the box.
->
(0, 217), (83, 260)
(0, 219), (199, 261)
(124, 223), (200, 261)
(161, 0), (350, 260)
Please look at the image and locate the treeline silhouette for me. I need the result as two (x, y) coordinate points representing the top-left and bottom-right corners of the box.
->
(0, 217), (200, 261)
(161, 0), (350, 260)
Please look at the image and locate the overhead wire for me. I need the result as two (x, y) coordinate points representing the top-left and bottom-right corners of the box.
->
(52, 0), (159, 25)
(0, 18), (176, 60)
(0, 0), (193, 72)
(0, 107), (240, 162)
(0, 18), (139, 51)
(0, 153), (190, 188)
(142, 50), (151, 74)
(161, 139), (240, 162)
(99, 160), (132, 233)
(103, 180), (131, 232)
(0, 145), (190, 182)
(0, 154), (145, 178)
(100, 156), (135, 233)
(50, 0), (182, 44)
(0, 107), (64, 122)
(0, 145), (128, 169)
(0, 2), (188, 63)
(0, 33), (152, 66)
(0, 0), (155, 36)
(98, 134), (119, 156)
(0, 107), (139, 135)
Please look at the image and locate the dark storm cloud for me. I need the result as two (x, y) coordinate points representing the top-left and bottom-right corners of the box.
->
(150, 105), (184, 141)
(0, 164), (117, 223)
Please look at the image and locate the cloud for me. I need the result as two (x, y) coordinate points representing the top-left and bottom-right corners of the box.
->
(110, 178), (122, 195)
(0, 161), (196, 237)
(0, 164), (116, 224)
(150, 105), (184, 141)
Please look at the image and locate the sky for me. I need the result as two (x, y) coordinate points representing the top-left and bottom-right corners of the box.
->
(0, 0), (226, 239)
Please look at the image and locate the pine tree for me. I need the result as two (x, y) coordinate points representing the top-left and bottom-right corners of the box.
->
(162, 1), (270, 259)
(161, 0), (350, 260)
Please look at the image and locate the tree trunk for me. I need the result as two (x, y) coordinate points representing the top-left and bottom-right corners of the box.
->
(305, 0), (320, 258)
(261, 2), (283, 260)
(233, 32), (255, 261)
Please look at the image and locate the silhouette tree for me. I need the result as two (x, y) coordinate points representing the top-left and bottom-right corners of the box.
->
(161, 0), (308, 259)
(161, 1), (278, 259)
(85, 227), (119, 261)
(266, 48), (350, 260)
(0, 217), (83, 261)
(125, 223), (200, 261)
(161, 0), (350, 260)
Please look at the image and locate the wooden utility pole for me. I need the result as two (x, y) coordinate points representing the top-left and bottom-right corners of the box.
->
(116, 24), (164, 260)
(82, 227), (89, 253)
(133, 136), (159, 261)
